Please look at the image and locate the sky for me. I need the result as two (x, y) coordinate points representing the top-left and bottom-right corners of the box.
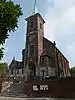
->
(1, 0), (75, 67)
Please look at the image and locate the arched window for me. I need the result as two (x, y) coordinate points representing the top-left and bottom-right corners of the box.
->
(49, 57), (53, 66)
(29, 45), (35, 56)
(11, 69), (13, 74)
(22, 69), (24, 74)
(41, 57), (45, 64)
(40, 23), (42, 29)
(17, 69), (19, 74)
(30, 21), (35, 29)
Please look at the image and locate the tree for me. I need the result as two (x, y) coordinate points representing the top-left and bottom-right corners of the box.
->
(70, 67), (75, 76)
(0, 63), (8, 81)
(0, 63), (5, 81)
(0, 0), (23, 60)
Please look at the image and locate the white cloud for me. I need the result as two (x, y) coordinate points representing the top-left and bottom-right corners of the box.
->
(44, 0), (75, 66)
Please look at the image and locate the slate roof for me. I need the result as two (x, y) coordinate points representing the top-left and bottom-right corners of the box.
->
(9, 58), (24, 69)
(43, 37), (69, 62)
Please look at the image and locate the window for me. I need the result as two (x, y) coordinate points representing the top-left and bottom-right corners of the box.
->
(19, 69), (22, 74)
(22, 69), (24, 74)
(49, 58), (52, 66)
(41, 57), (48, 64)
(11, 69), (13, 74)
(30, 21), (34, 28)
(42, 70), (45, 76)
(17, 69), (19, 74)
(60, 57), (63, 71)
(40, 23), (42, 29)
(29, 45), (35, 56)
(41, 57), (45, 63)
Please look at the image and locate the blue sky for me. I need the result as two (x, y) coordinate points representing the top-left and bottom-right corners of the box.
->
(1, 0), (75, 67)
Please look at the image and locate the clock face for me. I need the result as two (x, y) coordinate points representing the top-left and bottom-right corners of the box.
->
(29, 34), (35, 41)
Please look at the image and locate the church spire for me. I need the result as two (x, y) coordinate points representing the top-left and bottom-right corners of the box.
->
(33, 0), (38, 14)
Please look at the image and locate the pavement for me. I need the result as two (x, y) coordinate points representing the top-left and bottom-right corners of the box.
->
(0, 96), (74, 100)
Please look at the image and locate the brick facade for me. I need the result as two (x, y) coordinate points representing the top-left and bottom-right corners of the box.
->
(23, 77), (75, 98)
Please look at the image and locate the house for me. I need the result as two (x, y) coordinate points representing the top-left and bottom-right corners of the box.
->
(9, 57), (24, 81)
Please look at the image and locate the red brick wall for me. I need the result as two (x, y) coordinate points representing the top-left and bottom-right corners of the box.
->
(24, 77), (75, 98)
(0, 82), (2, 93)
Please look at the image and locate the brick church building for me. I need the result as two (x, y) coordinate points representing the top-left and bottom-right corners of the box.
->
(23, 13), (70, 81)
(9, 13), (70, 81)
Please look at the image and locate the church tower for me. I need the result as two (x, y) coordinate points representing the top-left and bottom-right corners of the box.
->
(25, 13), (45, 78)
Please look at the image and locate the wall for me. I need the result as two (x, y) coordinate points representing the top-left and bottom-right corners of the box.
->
(0, 82), (2, 93)
(23, 77), (75, 98)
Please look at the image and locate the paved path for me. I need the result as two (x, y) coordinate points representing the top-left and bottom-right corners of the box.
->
(0, 96), (74, 100)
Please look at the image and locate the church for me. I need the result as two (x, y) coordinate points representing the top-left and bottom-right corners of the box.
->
(23, 13), (70, 81)
(9, 12), (70, 81)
